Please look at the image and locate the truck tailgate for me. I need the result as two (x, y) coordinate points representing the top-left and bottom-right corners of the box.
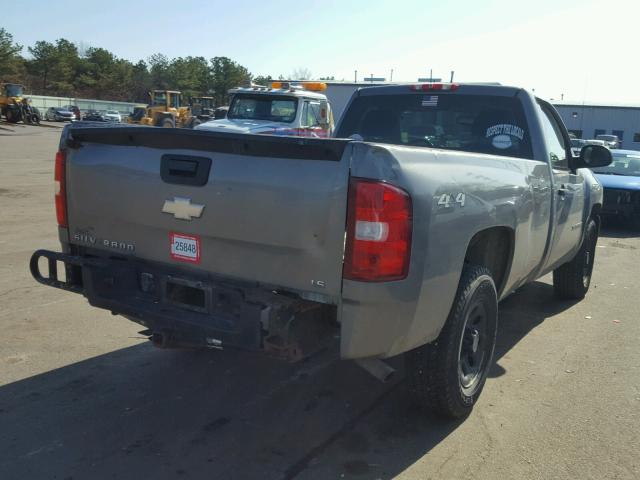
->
(64, 126), (351, 299)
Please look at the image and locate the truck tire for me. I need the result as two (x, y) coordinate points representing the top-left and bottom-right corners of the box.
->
(5, 108), (20, 123)
(406, 264), (498, 419)
(553, 217), (598, 300)
(159, 117), (175, 128)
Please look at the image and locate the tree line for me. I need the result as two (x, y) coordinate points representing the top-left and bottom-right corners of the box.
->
(0, 28), (312, 106)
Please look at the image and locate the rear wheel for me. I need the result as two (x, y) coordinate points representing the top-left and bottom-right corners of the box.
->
(190, 118), (202, 129)
(5, 109), (20, 123)
(406, 264), (498, 419)
(553, 217), (598, 299)
(159, 117), (175, 128)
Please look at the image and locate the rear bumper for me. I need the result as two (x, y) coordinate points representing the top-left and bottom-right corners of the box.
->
(30, 249), (337, 360)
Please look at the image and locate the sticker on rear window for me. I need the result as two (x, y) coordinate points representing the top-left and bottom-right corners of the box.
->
(486, 124), (525, 150)
(170, 232), (201, 264)
(486, 124), (524, 138)
(421, 95), (438, 107)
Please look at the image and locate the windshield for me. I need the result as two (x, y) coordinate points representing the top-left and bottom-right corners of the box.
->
(596, 135), (616, 141)
(337, 93), (533, 159)
(151, 92), (167, 106)
(228, 95), (297, 123)
(592, 152), (640, 176)
(106, 110), (118, 114)
(571, 139), (587, 148)
(4, 84), (23, 97)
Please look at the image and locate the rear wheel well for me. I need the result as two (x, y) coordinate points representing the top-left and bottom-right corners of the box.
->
(464, 227), (514, 296)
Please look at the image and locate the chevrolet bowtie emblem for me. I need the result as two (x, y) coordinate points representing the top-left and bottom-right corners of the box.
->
(162, 197), (205, 220)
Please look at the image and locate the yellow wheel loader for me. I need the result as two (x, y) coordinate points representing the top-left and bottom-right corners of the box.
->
(127, 90), (197, 128)
(0, 83), (41, 124)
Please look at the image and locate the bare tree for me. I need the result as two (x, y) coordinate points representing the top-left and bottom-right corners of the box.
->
(290, 67), (312, 80)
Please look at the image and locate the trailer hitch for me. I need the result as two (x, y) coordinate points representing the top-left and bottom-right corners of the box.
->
(29, 249), (104, 293)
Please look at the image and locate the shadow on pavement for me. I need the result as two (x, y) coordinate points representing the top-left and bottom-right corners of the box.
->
(491, 280), (577, 377)
(298, 280), (578, 479)
(0, 281), (573, 480)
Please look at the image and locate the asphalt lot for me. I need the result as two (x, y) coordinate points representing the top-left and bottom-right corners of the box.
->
(0, 122), (639, 480)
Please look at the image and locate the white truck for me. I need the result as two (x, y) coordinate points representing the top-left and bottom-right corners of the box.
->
(195, 82), (334, 137)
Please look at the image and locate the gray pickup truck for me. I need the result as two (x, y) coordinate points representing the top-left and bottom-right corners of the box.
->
(31, 83), (612, 418)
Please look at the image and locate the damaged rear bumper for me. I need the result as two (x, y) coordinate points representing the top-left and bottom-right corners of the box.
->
(30, 249), (337, 361)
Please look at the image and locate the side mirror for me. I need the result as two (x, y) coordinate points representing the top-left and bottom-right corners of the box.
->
(573, 144), (612, 169)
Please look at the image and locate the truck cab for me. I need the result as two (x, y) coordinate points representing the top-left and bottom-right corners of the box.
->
(195, 82), (334, 137)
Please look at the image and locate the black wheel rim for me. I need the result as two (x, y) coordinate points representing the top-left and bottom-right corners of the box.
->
(458, 302), (488, 392)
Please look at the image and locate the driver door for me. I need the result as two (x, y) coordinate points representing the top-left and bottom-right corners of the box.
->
(538, 100), (586, 270)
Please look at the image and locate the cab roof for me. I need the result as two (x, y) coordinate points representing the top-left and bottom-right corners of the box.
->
(356, 82), (523, 98)
(229, 86), (327, 100)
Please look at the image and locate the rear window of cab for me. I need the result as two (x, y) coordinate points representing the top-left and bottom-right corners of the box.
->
(336, 93), (533, 160)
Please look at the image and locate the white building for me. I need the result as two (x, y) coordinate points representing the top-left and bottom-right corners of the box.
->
(553, 102), (640, 151)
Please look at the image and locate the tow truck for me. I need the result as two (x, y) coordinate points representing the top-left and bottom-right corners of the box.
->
(195, 81), (334, 137)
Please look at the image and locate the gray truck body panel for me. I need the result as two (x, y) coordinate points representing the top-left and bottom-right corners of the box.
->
(55, 84), (603, 359)
(65, 131), (350, 301)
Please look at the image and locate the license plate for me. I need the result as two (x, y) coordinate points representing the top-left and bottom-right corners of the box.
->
(169, 232), (201, 264)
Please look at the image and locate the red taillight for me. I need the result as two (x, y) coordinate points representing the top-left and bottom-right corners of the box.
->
(409, 83), (459, 91)
(344, 178), (412, 282)
(54, 150), (67, 227)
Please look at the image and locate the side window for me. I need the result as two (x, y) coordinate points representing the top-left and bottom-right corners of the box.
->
(301, 100), (321, 127)
(568, 129), (583, 138)
(537, 103), (568, 169)
(308, 102), (321, 127)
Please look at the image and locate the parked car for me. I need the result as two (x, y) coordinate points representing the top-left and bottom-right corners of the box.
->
(104, 110), (122, 122)
(44, 107), (74, 122)
(570, 138), (588, 157)
(30, 83), (612, 419)
(63, 105), (82, 121)
(82, 110), (107, 122)
(595, 134), (620, 149)
(591, 149), (640, 228)
(586, 139), (607, 147)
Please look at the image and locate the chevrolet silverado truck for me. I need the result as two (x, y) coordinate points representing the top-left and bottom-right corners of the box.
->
(30, 83), (612, 419)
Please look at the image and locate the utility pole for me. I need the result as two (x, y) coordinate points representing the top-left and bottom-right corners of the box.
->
(430, 68), (433, 81)
(390, 69), (394, 82)
(450, 70), (455, 82)
(354, 70), (357, 83)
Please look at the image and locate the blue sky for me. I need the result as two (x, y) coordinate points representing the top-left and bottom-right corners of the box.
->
(4, 0), (638, 103)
